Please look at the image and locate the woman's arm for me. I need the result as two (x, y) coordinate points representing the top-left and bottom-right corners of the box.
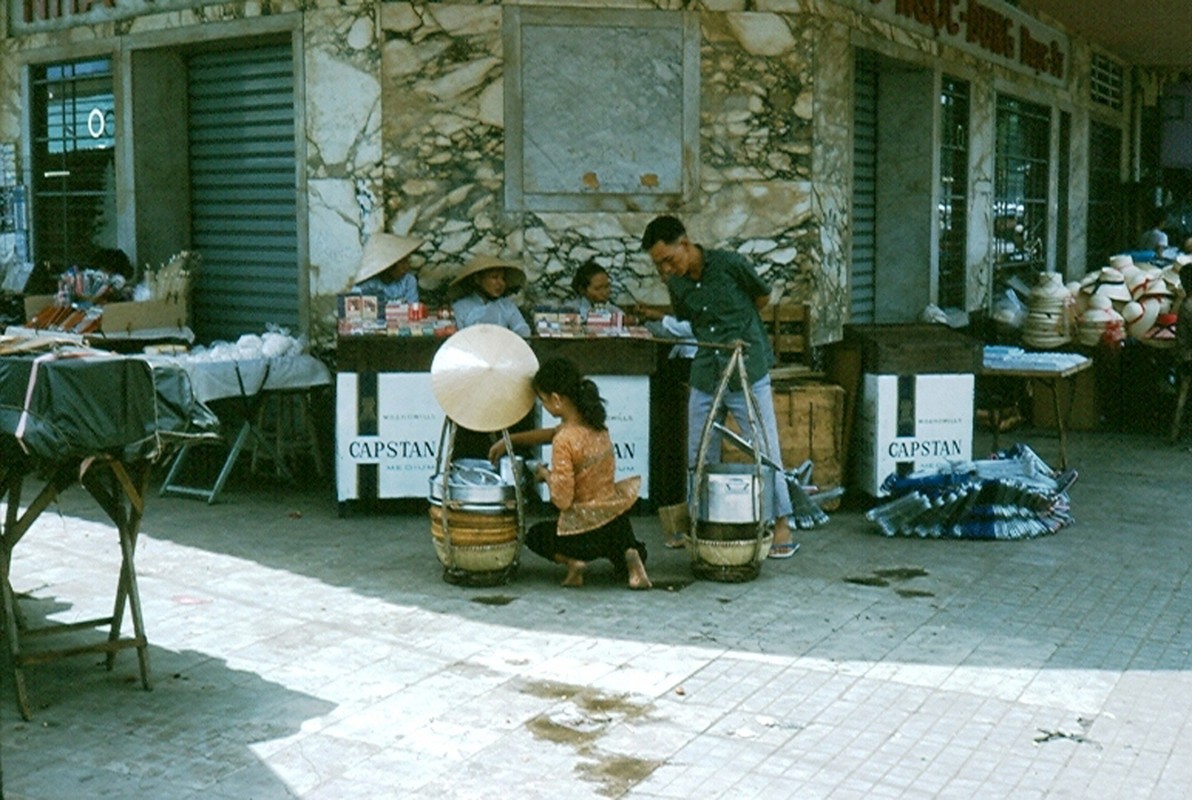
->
(487, 425), (559, 462)
(546, 433), (577, 510)
(504, 300), (532, 337)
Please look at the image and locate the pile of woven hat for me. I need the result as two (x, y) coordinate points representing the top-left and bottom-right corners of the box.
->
(1021, 271), (1075, 348)
(1069, 254), (1186, 347)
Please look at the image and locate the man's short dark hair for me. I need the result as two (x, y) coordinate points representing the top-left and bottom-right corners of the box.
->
(641, 215), (687, 251)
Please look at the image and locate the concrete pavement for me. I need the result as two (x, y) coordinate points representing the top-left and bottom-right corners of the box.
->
(2, 426), (1190, 798)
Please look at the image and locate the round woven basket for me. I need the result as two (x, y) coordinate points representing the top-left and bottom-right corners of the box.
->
(690, 530), (773, 567)
(431, 537), (520, 573)
(429, 505), (518, 547)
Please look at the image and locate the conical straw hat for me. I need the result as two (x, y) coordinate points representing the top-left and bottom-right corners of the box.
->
(354, 233), (424, 284)
(430, 324), (539, 431)
(447, 255), (526, 301)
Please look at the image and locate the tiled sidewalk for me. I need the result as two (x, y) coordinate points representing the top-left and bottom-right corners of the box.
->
(2, 428), (1190, 798)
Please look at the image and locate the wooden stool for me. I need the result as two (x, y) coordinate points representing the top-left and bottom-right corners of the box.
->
(251, 390), (324, 478)
(1170, 367), (1192, 443)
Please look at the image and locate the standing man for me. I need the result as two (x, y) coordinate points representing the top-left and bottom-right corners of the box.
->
(641, 215), (796, 558)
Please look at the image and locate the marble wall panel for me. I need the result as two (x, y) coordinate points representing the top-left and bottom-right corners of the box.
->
(966, 74), (997, 311)
(0, 0), (1134, 346)
(304, 6), (386, 344)
(809, 17), (850, 343)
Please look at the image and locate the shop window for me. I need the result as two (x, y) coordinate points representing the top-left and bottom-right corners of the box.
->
(994, 94), (1051, 292)
(1090, 52), (1124, 112)
(503, 7), (699, 212)
(938, 76), (969, 309)
(1056, 111), (1070, 274)
(30, 58), (116, 271)
(1087, 121), (1123, 271)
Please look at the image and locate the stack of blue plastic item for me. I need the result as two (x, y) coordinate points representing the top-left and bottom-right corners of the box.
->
(865, 444), (1076, 540)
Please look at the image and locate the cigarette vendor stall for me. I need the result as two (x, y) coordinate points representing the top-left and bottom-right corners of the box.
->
(336, 334), (661, 509)
(0, 339), (218, 718)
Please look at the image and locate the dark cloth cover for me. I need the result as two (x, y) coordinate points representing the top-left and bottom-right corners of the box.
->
(0, 351), (218, 463)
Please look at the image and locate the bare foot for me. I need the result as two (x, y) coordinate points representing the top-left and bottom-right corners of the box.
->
(625, 548), (652, 590)
(561, 558), (586, 587)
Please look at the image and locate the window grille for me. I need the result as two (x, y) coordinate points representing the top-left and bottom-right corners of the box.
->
(994, 94), (1051, 292)
(1090, 52), (1124, 111)
(938, 76), (970, 309)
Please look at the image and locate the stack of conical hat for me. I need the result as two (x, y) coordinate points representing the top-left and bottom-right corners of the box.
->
(1022, 272), (1072, 349)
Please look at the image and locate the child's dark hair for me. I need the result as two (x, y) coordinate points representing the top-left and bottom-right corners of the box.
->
(89, 247), (133, 280)
(571, 259), (606, 296)
(532, 356), (606, 430)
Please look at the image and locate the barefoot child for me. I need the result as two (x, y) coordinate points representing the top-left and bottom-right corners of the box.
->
(492, 357), (651, 589)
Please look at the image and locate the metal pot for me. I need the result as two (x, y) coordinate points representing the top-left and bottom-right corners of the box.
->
(428, 458), (522, 506)
(694, 463), (775, 524)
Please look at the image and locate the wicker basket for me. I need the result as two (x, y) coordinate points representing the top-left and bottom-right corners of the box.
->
(431, 538), (520, 572)
(429, 504), (518, 547)
(428, 505), (520, 573)
(690, 530), (772, 566)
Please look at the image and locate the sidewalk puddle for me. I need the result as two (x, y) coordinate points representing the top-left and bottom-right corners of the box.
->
(521, 680), (661, 795)
(845, 566), (932, 597)
(470, 594), (517, 606)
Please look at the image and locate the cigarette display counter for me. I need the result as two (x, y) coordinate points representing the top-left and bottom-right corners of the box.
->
(0, 344), (218, 718)
(335, 335), (666, 509)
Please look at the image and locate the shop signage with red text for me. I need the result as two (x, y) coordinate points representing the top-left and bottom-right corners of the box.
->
(843, 0), (1069, 86)
(11, 0), (217, 34)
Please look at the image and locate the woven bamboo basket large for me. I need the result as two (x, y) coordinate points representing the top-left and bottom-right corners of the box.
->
(429, 504), (518, 546)
(428, 505), (520, 573)
(431, 537), (520, 572)
(690, 524), (773, 567)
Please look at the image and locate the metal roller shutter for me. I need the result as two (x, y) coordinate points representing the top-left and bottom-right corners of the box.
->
(851, 50), (878, 324)
(188, 44), (298, 343)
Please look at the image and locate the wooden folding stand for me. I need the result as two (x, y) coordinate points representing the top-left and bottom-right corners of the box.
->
(0, 456), (153, 720)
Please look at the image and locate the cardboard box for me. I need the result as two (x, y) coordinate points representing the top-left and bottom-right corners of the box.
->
(24, 294), (188, 334)
(1029, 366), (1099, 431)
(855, 372), (974, 496)
(721, 380), (846, 507)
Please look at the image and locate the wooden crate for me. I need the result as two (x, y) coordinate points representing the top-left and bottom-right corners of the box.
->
(843, 323), (981, 375)
(721, 380), (845, 507)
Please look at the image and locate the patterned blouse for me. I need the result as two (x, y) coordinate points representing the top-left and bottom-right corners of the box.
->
(547, 422), (640, 535)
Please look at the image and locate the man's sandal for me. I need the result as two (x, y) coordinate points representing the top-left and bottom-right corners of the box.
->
(767, 542), (800, 559)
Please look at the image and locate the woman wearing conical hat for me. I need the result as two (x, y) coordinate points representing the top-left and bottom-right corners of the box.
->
(352, 232), (424, 303)
(448, 255), (531, 337)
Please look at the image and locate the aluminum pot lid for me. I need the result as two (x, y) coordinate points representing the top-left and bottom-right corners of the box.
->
(430, 324), (538, 431)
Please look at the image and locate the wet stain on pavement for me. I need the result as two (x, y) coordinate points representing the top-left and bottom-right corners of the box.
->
(844, 575), (889, 587)
(845, 566), (933, 597)
(875, 567), (929, 581)
(578, 754), (665, 798)
(470, 594), (516, 606)
(521, 680), (661, 795)
(895, 588), (935, 598)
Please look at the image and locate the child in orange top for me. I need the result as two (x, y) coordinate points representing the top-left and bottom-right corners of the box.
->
(495, 357), (651, 589)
